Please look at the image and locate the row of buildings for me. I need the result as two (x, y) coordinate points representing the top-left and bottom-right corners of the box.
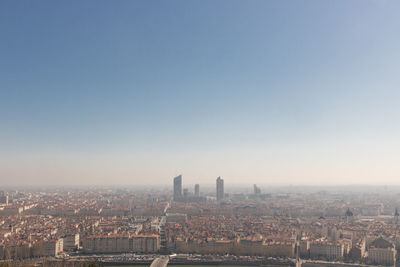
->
(0, 236), (74, 260)
(172, 237), (395, 266)
(81, 234), (160, 254)
(0, 234), (160, 259)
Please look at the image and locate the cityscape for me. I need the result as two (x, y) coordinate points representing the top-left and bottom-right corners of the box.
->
(2, 0), (400, 266)
(1, 179), (400, 266)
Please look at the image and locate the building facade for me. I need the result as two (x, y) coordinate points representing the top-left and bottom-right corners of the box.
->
(367, 237), (396, 266)
(63, 234), (79, 252)
(309, 242), (343, 260)
(82, 235), (160, 254)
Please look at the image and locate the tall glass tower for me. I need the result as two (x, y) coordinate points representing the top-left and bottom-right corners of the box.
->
(173, 175), (182, 201)
(216, 176), (224, 201)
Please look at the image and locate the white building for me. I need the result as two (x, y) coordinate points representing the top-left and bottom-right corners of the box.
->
(310, 241), (343, 260)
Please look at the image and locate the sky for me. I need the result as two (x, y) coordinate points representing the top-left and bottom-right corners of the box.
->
(1, 1), (400, 186)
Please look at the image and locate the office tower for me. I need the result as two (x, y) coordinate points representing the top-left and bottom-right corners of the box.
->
(0, 191), (8, 205)
(173, 175), (182, 201)
(194, 184), (200, 197)
(254, 184), (261, 194)
(183, 188), (189, 197)
(216, 176), (224, 201)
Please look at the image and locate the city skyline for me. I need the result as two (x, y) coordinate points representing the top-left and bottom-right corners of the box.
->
(2, 1), (400, 266)
(2, 183), (400, 265)
(1, 1), (400, 186)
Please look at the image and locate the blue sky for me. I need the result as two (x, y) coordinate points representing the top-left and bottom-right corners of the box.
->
(1, 1), (400, 186)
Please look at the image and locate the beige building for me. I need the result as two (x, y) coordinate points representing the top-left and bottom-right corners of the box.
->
(177, 239), (235, 255)
(2, 243), (30, 260)
(237, 239), (294, 257)
(63, 234), (79, 252)
(131, 235), (160, 253)
(82, 236), (130, 253)
(310, 241), (343, 260)
(175, 238), (294, 257)
(367, 237), (396, 266)
(31, 239), (63, 257)
(82, 234), (160, 254)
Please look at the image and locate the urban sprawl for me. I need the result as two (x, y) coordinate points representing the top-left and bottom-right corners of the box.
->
(1, 176), (400, 266)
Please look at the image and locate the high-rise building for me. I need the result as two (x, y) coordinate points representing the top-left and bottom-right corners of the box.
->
(194, 184), (200, 197)
(173, 175), (182, 201)
(253, 184), (261, 195)
(183, 188), (189, 197)
(216, 177), (224, 201)
(0, 195), (8, 205)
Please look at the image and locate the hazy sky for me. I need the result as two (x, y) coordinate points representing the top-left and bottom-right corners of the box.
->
(1, 1), (400, 186)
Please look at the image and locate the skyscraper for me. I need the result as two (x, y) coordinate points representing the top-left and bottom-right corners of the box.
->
(173, 175), (182, 201)
(216, 176), (224, 201)
(194, 184), (200, 197)
(254, 184), (261, 195)
(183, 188), (189, 197)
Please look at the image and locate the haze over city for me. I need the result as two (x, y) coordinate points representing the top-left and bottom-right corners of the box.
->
(3, 2), (400, 267)
(1, 1), (400, 186)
